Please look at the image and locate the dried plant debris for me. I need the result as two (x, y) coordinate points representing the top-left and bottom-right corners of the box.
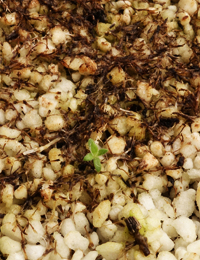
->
(125, 216), (150, 256)
(1, 0), (200, 259)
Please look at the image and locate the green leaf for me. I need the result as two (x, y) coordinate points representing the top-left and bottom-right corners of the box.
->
(98, 148), (108, 156)
(83, 153), (94, 161)
(93, 157), (101, 172)
(88, 138), (99, 157)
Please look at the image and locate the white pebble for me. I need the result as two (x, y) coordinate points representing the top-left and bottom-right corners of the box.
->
(109, 205), (123, 221)
(160, 152), (175, 167)
(174, 237), (189, 251)
(7, 251), (25, 260)
(165, 145), (172, 152)
(178, 0), (197, 16)
(71, 250), (83, 260)
(187, 169), (200, 181)
(1, 184), (14, 207)
(74, 212), (90, 235)
(24, 209), (41, 221)
(55, 77), (76, 94)
(39, 93), (58, 117)
(136, 81), (153, 103)
(82, 251), (99, 260)
(14, 184), (28, 199)
(138, 192), (155, 211)
(0, 126), (21, 139)
(180, 144), (197, 158)
(25, 220), (45, 244)
(173, 216), (197, 243)
(187, 239), (200, 255)
(139, 152), (159, 170)
(72, 201), (86, 213)
(96, 242), (124, 260)
(45, 114), (64, 131)
(150, 141), (164, 157)
(172, 189), (196, 217)
(157, 251), (177, 260)
(50, 26), (68, 45)
(72, 72), (81, 82)
(0, 236), (22, 255)
(194, 155), (200, 169)
(191, 118), (200, 132)
(175, 247), (187, 260)
(183, 158), (193, 170)
(106, 135), (126, 154)
(163, 203), (175, 219)
(93, 200), (111, 228)
(60, 218), (76, 236)
(22, 109), (42, 129)
(162, 218), (178, 238)
(89, 232), (99, 248)
(158, 229), (175, 252)
(145, 216), (161, 231)
(0, 109), (6, 125)
(31, 159), (43, 178)
(43, 167), (56, 181)
(97, 220), (117, 242)
(112, 192), (125, 206)
(183, 252), (200, 260)
(49, 251), (63, 260)
(151, 240), (162, 254)
(97, 37), (111, 52)
(95, 173), (108, 185)
(143, 174), (167, 192)
(14, 89), (30, 101)
(25, 244), (46, 260)
(105, 157), (117, 171)
(166, 169), (182, 180)
(53, 232), (70, 259)
(191, 132), (200, 150)
(172, 138), (182, 154)
(1, 217), (22, 241)
(64, 230), (89, 252)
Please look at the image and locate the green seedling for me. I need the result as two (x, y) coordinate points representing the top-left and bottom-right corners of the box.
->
(83, 138), (108, 172)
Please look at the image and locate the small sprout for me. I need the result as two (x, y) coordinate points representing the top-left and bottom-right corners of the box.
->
(88, 138), (99, 157)
(84, 138), (108, 172)
(93, 157), (101, 172)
